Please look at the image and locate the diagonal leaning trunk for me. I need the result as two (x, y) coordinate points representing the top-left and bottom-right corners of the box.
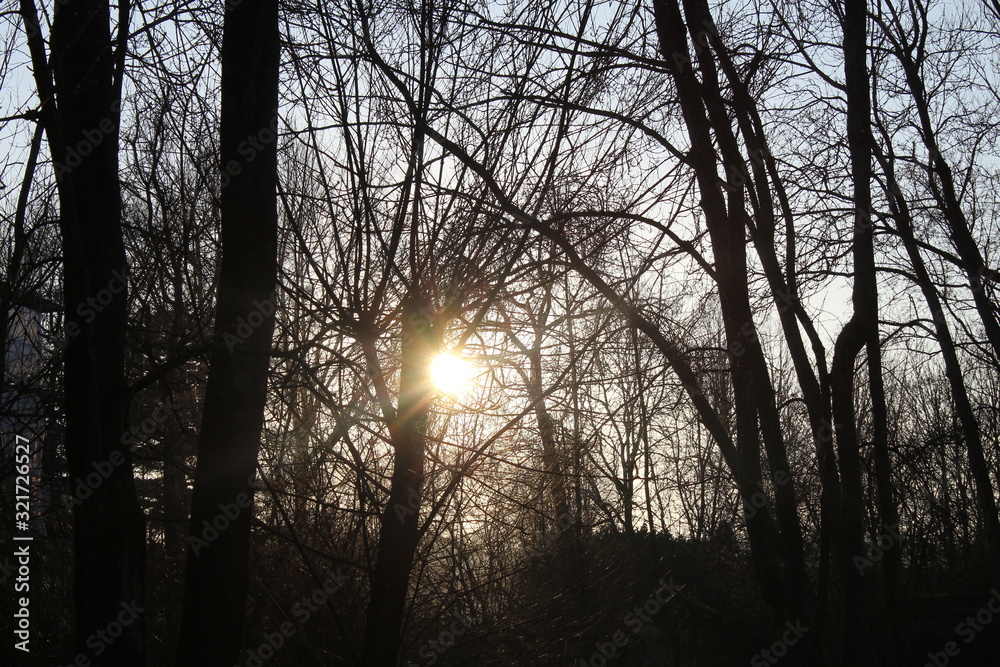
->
(652, 0), (809, 624)
(894, 47), (1000, 367)
(362, 294), (437, 666)
(879, 148), (1000, 573)
(174, 0), (279, 663)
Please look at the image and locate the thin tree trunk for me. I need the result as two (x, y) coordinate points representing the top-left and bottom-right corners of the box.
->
(895, 52), (1000, 365)
(361, 294), (437, 666)
(697, 11), (843, 643)
(174, 0), (279, 662)
(830, 0), (882, 662)
(527, 342), (573, 526)
(653, 0), (811, 624)
(0, 124), (44, 387)
(878, 146), (1000, 570)
(526, 298), (573, 532)
(675, 0), (814, 627)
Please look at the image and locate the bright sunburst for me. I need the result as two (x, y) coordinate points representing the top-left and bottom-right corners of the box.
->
(429, 352), (475, 397)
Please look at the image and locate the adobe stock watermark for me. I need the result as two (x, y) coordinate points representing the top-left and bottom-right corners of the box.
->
(394, 486), (422, 524)
(668, 18), (722, 71)
(576, 576), (682, 666)
(52, 268), (130, 353)
(924, 588), (1000, 667)
(854, 523), (901, 575)
(742, 469), (792, 522)
(222, 291), (278, 352)
(220, 112), (279, 189)
(852, 206), (878, 233)
(59, 599), (144, 666)
(750, 620), (810, 666)
(725, 320), (760, 359)
(405, 612), (478, 666)
(64, 398), (175, 509)
(524, 512), (574, 559)
(187, 474), (259, 556)
(12, 543), (31, 653)
(719, 147), (771, 195)
(52, 100), (122, 178)
(236, 568), (350, 667)
(13, 435), (34, 653)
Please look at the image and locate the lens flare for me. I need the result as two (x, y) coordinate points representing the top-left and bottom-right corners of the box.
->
(430, 352), (474, 396)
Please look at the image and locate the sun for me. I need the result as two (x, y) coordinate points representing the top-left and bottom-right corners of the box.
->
(429, 352), (475, 397)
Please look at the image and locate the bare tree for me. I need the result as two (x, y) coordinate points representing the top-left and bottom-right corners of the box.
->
(175, 0), (280, 662)
(18, 0), (147, 662)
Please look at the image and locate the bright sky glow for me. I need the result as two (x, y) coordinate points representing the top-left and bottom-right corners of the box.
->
(429, 352), (475, 397)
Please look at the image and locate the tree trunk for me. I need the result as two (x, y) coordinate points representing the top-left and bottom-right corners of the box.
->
(830, 0), (883, 662)
(174, 0), (279, 663)
(527, 308), (573, 534)
(695, 10), (844, 642)
(879, 148), (1000, 570)
(896, 52), (1000, 365)
(37, 0), (148, 662)
(361, 294), (437, 666)
(0, 124), (44, 388)
(653, 0), (812, 624)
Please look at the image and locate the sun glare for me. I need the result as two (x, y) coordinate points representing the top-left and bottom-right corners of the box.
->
(430, 352), (474, 397)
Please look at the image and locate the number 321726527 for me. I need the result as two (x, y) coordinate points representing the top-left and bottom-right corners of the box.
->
(14, 435), (31, 525)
